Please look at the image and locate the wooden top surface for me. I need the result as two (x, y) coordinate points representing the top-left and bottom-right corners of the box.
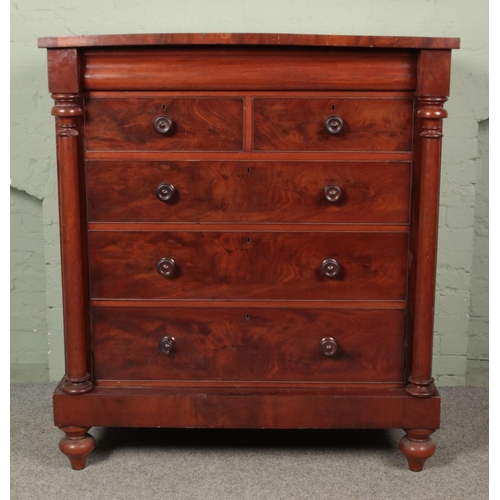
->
(38, 33), (460, 49)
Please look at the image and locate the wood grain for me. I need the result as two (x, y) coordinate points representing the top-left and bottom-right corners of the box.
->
(38, 33), (460, 49)
(85, 90), (417, 98)
(87, 223), (410, 232)
(86, 161), (411, 224)
(416, 50), (452, 97)
(58, 426), (95, 470)
(88, 230), (409, 300)
(95, 380), (404, 389)
(92, 307), (405, 382)
(399, 429), (436, 472)
(51, 94), (92, 395)
(84, 151), (414, 162)
(253, 98), (413, 151)
(90, 300), (407, 310)
(85, 97), (244, 151)
(53, 381), (441, 430)
(405, 96), (447, 398)
(81, 47), (418, 91)
(39, 33), (457, 471)
(47, 49), (80, 93)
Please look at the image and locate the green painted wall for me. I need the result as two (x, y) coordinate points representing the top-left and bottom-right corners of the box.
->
(10, 188), (49, 381)
(10, 0), (488, 384)
(467, 119), (489, 386)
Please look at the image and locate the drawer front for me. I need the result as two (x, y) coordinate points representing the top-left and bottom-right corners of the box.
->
(83, 47), (417, 91)
(253, 98), (413, 151)
(85, 98), (244, 151)
(87, 161), (411, 224)
(89, 231), (408, 300)
(92, 307), (405, 383)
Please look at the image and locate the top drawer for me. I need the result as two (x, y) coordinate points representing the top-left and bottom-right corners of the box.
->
(82, 47), (417, 91)
(253, 98), (413, 152)
(85, 97), (244, 152)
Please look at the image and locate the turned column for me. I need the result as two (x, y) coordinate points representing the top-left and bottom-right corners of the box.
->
(52, 92), (92, 395)
(405, 49), (452, 399)
(400, 50), (452, 473)
(405, 96), (447, 398)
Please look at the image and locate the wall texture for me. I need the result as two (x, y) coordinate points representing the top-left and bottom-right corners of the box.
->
(467, 119), (489, 385)
(10, 0), (489, 384)
(10, 188), (49, 381)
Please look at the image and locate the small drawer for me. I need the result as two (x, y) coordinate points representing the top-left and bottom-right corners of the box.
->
(86, 161), (411, 224)
(253, 98), (413, 152)
(92, 307), (405, 383)
(88, 231), (408, 300)
(85, 97), (244, 151)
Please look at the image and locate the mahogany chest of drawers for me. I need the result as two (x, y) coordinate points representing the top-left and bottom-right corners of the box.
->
(38, 33), (459, 471)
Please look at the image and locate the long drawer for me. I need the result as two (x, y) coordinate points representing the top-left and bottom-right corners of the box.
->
(86, 161), (411, 224)
(92, 307), (405, 383)
(82, 47), (418, 91)
(88, 231), (408, 300)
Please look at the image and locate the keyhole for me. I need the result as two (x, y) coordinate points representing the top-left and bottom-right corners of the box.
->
(162, 104), (166, 110)
(247, 167), (251, 174)
(246, 237), (251, 244)
(331, 104), (336, 110)
(246, 313), (250, 320)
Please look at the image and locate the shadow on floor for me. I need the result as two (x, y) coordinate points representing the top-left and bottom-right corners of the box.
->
(90, 427), (401, 466)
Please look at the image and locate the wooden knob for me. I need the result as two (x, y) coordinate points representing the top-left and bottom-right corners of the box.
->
(321, 258), (340, 278)
(323, 185), (342, 203)
(320, 337), (338, 357)
(159, 335), (176, 355)
(154, 116), (175, 135)
(156, 183), (176, 201)
(157, 257), (177, 278)
(325, 116), (344, 134)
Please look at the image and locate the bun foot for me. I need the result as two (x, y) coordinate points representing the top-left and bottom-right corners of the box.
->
(399, 429), (436, 472)
(59, 426), (95, 470)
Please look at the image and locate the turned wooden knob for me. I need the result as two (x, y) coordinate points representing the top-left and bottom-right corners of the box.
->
(321, 258), (340, 278)
(157, 257), (177, 278)
(323, 185), (342, 203)
(156, 183), (176, 201)
(159, 335), (176, 355)
(325, 116), (344, 134)
(320, 337), (338, 357)
(154, 116), (175, 135)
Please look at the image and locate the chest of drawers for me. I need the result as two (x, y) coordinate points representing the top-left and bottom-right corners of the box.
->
(38, 33), (459, 472)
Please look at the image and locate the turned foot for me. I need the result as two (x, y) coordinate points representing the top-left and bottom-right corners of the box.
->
(59, 426), (95, 470)
(399, 429), (436, 472)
